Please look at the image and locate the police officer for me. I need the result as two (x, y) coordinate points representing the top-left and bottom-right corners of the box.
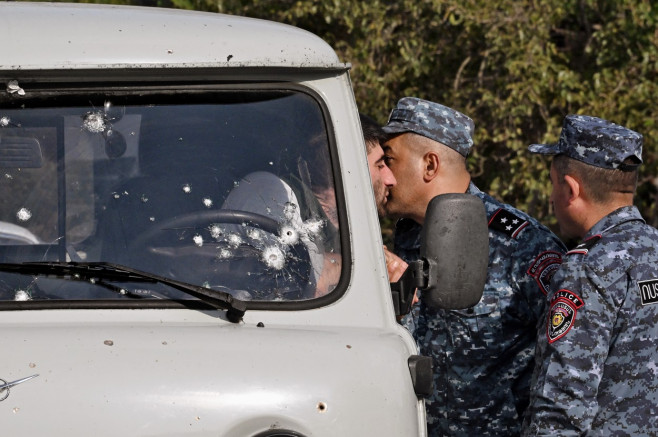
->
(381, 97), (566, 436)
(522, 115), (658, 435)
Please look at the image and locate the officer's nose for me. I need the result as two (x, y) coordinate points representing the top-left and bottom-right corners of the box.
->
(382, 165), (396, 187)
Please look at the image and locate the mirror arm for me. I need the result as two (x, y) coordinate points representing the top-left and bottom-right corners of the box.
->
(390, 259), (427, 317)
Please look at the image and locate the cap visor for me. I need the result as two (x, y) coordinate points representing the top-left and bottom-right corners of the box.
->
(381, 121), (410, 135)
(528, 143), (560, 155)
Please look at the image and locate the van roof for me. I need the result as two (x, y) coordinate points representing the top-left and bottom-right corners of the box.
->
(0, 2), (345, 71)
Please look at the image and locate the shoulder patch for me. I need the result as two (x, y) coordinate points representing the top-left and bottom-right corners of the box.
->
(566, 234), (602, 256)
(547, 289), (584, 343)
(527, 251), (563, 295)
(637, 279), (658, 306)
(488, 208), (529, 239)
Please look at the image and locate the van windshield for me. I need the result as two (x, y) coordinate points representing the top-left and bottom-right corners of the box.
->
(0, 89), (341, 304)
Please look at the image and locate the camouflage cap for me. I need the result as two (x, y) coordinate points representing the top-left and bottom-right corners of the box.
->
(529, 115), (643, 170)
(382, 97), (474, 157)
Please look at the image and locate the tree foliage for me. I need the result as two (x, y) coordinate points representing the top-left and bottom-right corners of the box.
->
(45, 0), (658, 239)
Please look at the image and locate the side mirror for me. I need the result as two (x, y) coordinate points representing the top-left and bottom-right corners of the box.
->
(421, 193), (488, 310)
(391, 193), (488, 315)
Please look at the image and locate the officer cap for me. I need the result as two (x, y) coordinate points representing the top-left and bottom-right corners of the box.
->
(529, 114), (643, 170)
(382, 97), (474, 157)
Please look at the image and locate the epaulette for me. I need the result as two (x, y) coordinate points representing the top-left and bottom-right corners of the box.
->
(566, 234), (602, 256)
(488, 208), (529, 239)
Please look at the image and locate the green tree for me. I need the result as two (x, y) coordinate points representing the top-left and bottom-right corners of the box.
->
(212, 0), (658, 239)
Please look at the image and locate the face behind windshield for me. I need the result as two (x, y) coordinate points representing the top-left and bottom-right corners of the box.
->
(0, 89), (341, 304)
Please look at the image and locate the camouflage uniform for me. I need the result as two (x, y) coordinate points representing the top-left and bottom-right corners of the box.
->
(396, 183), (565, 436)
(523, 115), (658, 435)
(384, 98), (566, 436)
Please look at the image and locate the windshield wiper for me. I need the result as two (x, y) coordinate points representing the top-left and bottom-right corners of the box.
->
(0, 261), (247, 323)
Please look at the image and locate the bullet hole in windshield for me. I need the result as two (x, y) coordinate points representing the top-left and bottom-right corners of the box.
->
(303, 218), (325, 236)
(16, 208), (32, 222)
(0, 115), (20, 128)
(262, 246), (285, 270)
(82, 111), (108, 134)
(279, 225), (299, 246)
(14, 290), (31, 301)
(246, 228), (262, 241)
(283, 202), (297, 221)
(209, 224), (223, 240)
(80, 100), (127, 158)
(227, 233), (243, 248)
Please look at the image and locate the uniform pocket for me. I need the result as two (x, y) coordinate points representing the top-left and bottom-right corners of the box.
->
(447, 289), (501, 353)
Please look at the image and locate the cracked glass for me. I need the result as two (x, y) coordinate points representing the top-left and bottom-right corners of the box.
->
(0, 88), (341, 303)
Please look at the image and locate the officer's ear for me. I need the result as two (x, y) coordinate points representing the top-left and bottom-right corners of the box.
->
(564, 174), (581, 203)
(423, 151), (440, 182)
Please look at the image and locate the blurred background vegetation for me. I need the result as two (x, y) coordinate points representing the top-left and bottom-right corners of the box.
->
(29, 0), (658, 244)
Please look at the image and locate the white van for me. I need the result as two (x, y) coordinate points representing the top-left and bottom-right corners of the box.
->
(0, 3), (487, 436)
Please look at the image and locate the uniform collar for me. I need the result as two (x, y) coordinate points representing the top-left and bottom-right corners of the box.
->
(466, 181), (482, 197)
(584, 205), (644, 239)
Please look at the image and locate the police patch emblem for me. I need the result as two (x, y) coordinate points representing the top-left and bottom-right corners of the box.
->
(637, 279), (658, 305)
(527, 251), (563, 295)
(547, 289), (584, 343)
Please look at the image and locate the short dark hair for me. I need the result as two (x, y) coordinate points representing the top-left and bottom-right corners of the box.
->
(553, 154), (639, 203)
(360, 113), (387, 153)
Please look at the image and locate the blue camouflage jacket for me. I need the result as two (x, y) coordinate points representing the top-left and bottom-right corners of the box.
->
(523, 206), (658, 436)
(397, 183), (566, 437)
